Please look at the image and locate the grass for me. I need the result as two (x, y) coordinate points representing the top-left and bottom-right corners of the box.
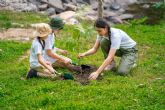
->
(0, 11), (165, 110)
(0, 10), (49, 29)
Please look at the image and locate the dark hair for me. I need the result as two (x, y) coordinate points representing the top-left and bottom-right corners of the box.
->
(94, 18), (111, 38)
(37, 37), (45, 50)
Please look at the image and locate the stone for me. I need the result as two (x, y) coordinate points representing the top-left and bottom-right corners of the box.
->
(118, 14), (134, 20)
(65, 18), (79, 25)
(83, 0), (90, 4)
(76, 0), (84, 4)
(11, 3), (38, 12)
(48, 0), (64, 13)
(38, 4), (48, 11)
(50, 14), (57, 19)
(58, 11), (76, 20)
(142, 4), (150, 9)
(62, 0), (71, 3)
(63, 3), (77, 11)
(71, 0), (77, 5)
(110, 2), (121, 10)
(104, 11), (118, 17)
(46, 7), (56, 16)
(85, 15), (97, 21)
(106, 16), (123, 24)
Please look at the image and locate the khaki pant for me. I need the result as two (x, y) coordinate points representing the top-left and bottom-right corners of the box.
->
(32, 66), (56, 78)
(100, 37), (138, 75)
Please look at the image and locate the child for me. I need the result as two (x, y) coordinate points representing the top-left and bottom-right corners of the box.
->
(44, 17), (81, 72)
(78, 18), (138, 80)
(26, 23), (56, 79)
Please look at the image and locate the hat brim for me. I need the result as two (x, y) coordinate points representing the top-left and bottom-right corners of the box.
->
(34, 31), (50, 38)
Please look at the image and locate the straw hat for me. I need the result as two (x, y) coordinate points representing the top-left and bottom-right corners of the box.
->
(32, 23), (52, 37)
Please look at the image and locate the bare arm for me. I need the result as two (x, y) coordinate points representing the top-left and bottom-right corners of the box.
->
(37, 54), (55, 73)
(96, 49), (116, 74)
(89, 49), (117, 80)
(46, 49), (65, 62)
(55, 47), (68, 55)
(78, 40), (100, 58)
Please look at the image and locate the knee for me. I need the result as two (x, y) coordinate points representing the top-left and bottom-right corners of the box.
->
(117, 68), (129, 76)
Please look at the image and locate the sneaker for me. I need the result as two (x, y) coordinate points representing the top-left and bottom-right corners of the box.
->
(104, 61), (116, 71)
(26, 69), (38, 79)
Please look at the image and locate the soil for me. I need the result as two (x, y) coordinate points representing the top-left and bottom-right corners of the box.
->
(59, 64), (103, 85)
(0, 28), (35, 41)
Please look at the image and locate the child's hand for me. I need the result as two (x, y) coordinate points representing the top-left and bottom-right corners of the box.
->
(60, 50), (68, 55)
(48, 66), (56, 74)
(63, 58), (72, 65)
(45, 61), (52, 66)
(88, 71), (99, 80)
(78, 53), (85, 59)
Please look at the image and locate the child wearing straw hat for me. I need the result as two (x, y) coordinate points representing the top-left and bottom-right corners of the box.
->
(26, 23), (57, 79)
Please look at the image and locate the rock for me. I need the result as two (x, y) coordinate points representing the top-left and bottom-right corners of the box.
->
(48, 0), (64, 13)
(38, 4), (48, 11)
(50, 14), (57, 19)
(65, 18), (79, 25)
(85, 10), (97, 16)
(110, 2), (121, 10)
(115, 0), (137, 6)
(62, 0), (71, 3)
(58, 11), (76, 20)
(23, 3), (38, 12)
(106, 16), (123, 24)
(76, 0), (85, 4)
(142, 4), (150, 9)
(119, 14), (134, 20)
(85, 15), (97, 21)
(12, 3), (38, 12)
(46, 7), (56, 16)
(118, 8), (125, 14)
(63, 3), (77, 11)
(28, 0), (41, 5)
(104, 11), (118, 17)
(71, 0), (77, 5)
(83, 0), (91, 4)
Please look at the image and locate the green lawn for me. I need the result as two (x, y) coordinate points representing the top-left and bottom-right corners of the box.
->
(0, 12), (165, 110)
(0, 10), (49, 29)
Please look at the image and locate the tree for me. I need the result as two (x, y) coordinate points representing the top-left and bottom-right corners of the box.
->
(98, 0), (104, 18)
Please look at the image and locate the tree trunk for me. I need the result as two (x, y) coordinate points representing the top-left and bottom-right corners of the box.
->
(98, 0), (104, 18)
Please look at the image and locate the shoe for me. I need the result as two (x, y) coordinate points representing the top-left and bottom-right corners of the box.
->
(104, 61), (116, 71)
(26, 69), (37, 79)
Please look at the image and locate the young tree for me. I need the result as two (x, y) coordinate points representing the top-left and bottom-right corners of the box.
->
(98, 0), (104, 18)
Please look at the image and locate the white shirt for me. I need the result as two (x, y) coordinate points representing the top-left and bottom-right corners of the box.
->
(97, 28), (136, 49)
(29, 38), (46, 68)
(44, 33), (56, 63)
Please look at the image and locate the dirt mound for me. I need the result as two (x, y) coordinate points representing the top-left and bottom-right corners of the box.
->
(59, 64), (102, 85)
(0, 28), (35, 41)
